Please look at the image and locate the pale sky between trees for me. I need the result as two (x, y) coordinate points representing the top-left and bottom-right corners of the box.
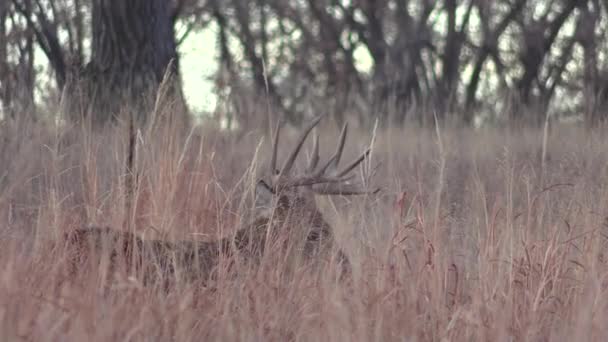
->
(179, 25), (217, 113)
(178, 23), (373, 115)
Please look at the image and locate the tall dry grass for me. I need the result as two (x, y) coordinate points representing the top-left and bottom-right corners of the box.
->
(1, 110), (608, 341)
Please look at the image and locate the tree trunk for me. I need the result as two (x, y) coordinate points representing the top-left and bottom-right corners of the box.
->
(0, 1), (9, 115)
(67, 0), (187, 126)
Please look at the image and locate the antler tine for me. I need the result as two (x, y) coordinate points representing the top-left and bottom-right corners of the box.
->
(330, 123), (348, 171)
(279, 115), (324, 178)
(270, 120), (282, 175)
(312, 123), (348, 177)
(306, 129), (320, 173)
(336, 148), (371, 178)
(314, 154), (338, 179)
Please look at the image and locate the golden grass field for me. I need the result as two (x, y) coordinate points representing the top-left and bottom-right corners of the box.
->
(1, 113), (608, 341)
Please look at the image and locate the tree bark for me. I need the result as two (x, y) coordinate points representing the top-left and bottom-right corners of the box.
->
(0, 2), (9, 115)
(515, 1), (578, 117)
(464, 0), (527, 116)
(67, 0), (187, 126)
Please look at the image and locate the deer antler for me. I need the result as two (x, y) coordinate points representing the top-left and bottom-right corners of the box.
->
(278, 115), (324, 178)
(269, 116), (379, 195)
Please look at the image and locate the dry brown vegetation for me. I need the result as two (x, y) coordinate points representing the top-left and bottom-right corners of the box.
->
(2, 112), (608, 341)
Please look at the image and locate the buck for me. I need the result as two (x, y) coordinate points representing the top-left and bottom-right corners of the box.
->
(63, 115), (378, 286)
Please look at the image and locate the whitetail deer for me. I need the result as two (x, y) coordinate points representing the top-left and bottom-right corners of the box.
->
(63, 115), (378, 286)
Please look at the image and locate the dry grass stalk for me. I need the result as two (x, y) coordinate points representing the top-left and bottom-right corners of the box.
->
(63, 115), (378, 286)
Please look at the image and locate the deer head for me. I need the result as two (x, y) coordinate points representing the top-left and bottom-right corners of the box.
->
(253, 115), (379, 262)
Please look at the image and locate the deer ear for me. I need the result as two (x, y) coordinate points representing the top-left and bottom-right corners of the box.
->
(255, 180), (274, 209)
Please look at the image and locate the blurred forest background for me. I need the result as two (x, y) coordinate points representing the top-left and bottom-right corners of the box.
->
(1, 0), (607, 128)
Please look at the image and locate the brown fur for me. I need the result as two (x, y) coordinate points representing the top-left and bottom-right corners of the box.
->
(62, 202), (350, 287)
